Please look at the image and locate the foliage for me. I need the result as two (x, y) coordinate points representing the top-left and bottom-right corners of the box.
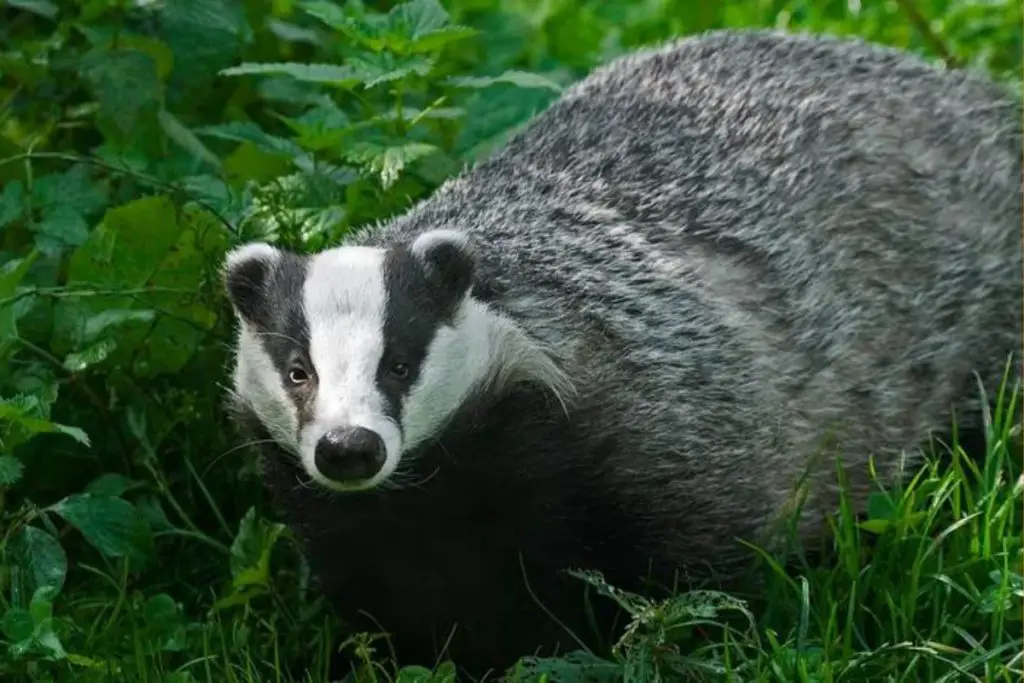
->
(0, 0), (1020, 682)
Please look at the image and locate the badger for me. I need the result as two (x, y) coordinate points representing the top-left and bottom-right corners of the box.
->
(222, 29), (1022, 679)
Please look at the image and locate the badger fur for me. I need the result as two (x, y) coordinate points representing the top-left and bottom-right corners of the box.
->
(222, 29), (1022, 678)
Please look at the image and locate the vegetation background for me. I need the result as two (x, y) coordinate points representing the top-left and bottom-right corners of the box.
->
(0, 0), (1021, 681)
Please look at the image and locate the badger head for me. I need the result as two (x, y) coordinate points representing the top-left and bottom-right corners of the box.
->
(222, 229), (570, 493)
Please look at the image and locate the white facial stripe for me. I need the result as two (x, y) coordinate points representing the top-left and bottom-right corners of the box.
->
(234, 323), (299, 452)
(401, 299), (494, 452)
(299, 246), (402, 490)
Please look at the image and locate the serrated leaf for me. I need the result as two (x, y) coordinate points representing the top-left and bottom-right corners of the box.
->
(0, 392), (90, 448)
(408, 26), (477, 53)
(276, 100), (351, 151)
(447, 70), (563, 92)
(229, 507), (286, 590)
(344, 141), (439, 189)
(50, 494), (153, 562)
(220, 61), (361, 85)
(34, 206), (90, 255)
(346, 52), (434, 87)
(78, 48), (164, 136)
(31, 165), (108, 220)
(0, 454), (24, 485)
(159, 0), (251, 86)
(62, 337), (117, 372)
(8, 525), (68, 595)
(390, 0), (450, 36)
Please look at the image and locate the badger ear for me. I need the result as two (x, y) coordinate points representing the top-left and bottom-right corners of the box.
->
(410, 229), (476, 302)
(223, 242), (281, 325)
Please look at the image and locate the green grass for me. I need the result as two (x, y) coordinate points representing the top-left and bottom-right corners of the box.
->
(0, 1), (1021, 682)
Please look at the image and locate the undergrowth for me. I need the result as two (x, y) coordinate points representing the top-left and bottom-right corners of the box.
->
(0, 1), (1021, 682)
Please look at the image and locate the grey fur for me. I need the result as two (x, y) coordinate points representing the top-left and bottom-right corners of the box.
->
(338, 28), (1021, 569)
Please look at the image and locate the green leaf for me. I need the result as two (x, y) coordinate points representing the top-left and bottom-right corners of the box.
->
(345, 52), (434, 87)
(0, 180), (24, 230)
(62, 337), (117, 372)
(52, 196), (226, 376)
(447, 70), (564, 92)
(1, 607), (33, 642)
(82, 309), (157, 344)
(31, 165), (108, 218)
(220, 61), (362, 85)
(343, 141), (439, 190)
(0, 392), (90, 448)
(0, 454), (23, 485)
(6, 0), (59, 19)
(8, 525), (68, 596)
(159, 0), (251, 86)
(78, 48), (164, 137)
(229, 507), (286, 590)
(0, 251), (41, 358)
(85, 472), (142, 497)
(142, 594), (187, 652)
(34, 206), (91, 255)
(49, 494), (153, 562)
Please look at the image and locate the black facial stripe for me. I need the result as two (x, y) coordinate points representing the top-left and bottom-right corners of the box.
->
(251, 252), (312, 387)
(378, 247), (455, 420)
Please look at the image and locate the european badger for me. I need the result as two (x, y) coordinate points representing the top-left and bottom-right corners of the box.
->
(222, 29), (1022, 678)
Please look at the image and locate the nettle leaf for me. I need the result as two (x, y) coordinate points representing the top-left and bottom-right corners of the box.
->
(343, 141), (439, 190)
(78, 47), (164, 136)
(50, 493), (154, 563)
(229, 507), (286, 590)
(276, 100), (352, 151)
(220, 61), (363, 86)
(159, 0), (251, 85)
(51, 196), (227, 376)
(0, 454), (24, 485)
(8, 525), (68, 596)
(388, 0), (477, 53)
(346, 52), (434, 87)
(446, 70), (564, 93)
(197, 121), (303, 158)
(0, 394), (90, 448)
(31, 165), (108, 219)
(34, 206), (91, 255)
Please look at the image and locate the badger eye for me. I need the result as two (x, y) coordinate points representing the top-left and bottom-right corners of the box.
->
(388, 363), (410, 380)
(288, 366), (310, 385)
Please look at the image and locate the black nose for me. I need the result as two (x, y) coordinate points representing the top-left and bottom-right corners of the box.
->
(314, 427), (387, 482)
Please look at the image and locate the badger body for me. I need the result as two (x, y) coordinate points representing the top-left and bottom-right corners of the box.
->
(224, 29), (1022, 678)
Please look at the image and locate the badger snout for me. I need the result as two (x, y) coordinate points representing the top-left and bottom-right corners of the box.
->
(313, 427), (387, 482)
